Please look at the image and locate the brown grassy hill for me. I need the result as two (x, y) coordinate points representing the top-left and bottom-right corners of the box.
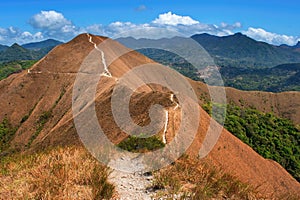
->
(0, 34), (299, 198)
(193, 81), (300, 125)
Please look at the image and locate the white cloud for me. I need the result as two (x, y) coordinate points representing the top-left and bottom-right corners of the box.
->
(21, 31), (32, 38)
(220, 22), (242, 30)
(135, 5), (147, 12)
(28, 10), (81, 40)
(85, 24), (106, 36)
(21, 31), (44, 41)
(243, 27), (299, 46)
(0, 11), (298, 46)
(96, 12), (241, 39)
(29, 10), (72, 30)
(152, 12), (199, 26)
(0, 26), (45, 45)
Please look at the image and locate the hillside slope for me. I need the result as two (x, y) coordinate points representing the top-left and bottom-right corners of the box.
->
(0, 40), (61, 63)
(0, 34), (299, 198)
(192, 81), (300, 125)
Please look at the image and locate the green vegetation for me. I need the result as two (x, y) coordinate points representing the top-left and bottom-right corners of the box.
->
(27, 111), (52, 148)
(220, 63), (300, 92)
(203, 103), (300, 181)
(139, 48), (300, 92)
(138, 49), (201, 81)
(0, 60), (37, 80)
(0, 44), (39, 63)
(0, 118), (17, 153)
(137, 35), (300, 92)
(191, 33), (300, 68)
(118, 134), (165, 153)
(0, 41), (59, 63)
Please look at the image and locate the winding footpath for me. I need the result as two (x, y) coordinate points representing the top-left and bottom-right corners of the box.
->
(162, 110), (169, 144)
(28, 34), (183, 199)
(86, 33), (112, 77)
(86, 33), (155, 199)
(162, 93), (180, 144)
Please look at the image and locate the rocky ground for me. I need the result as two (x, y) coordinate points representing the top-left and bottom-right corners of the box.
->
(109, 170), (155, 200)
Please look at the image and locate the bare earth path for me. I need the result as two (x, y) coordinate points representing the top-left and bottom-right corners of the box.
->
(109, 170), (154, 200)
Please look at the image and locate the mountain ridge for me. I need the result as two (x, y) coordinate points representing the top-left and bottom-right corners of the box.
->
(0, 33), (299, 197)
(118, 33), (300, 68)
(0, 39), (62, 63)
(21, 39), (62, 50)
(117, 35), (300, 92)
(191, 32), (300, 68)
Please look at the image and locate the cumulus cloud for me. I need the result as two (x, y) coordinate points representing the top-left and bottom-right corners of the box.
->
(85, 24), (105, 36)
(27, 10), (83, 40)
(0, 11), (298, 46)
(220, 22), (242, 30)
(29, 10), (72, 30)
(153, 12), (199, 26)
(243, 27), (299, 46)
(92, 12), (242, 39)
(0, 26), (45, 44)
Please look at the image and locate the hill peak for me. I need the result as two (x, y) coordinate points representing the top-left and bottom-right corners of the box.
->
(0, 34), (299, 197)
(232, 32), (244, 36)
(10, 43), (22, 48)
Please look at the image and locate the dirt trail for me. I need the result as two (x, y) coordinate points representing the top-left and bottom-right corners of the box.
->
(162, 111), (168, 144)
(110, 170), (154, 200)
(86, 33), (112, 77)
(108, 155), (157, 200)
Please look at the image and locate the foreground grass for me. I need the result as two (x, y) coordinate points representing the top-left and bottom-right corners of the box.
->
(151, 155), (260, 200)
(0, 146), (114, 199)
(151, 156), (300, 200)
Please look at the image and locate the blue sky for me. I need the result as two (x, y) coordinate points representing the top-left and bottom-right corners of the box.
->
(0, 0), (299, 45)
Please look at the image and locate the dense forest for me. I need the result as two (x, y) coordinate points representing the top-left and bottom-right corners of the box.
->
(0, 60), (37, 80)
(203, 103), (300, 181)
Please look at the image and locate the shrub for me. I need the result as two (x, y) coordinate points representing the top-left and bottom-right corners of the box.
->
(117, 134), (165, 153)
(0, 118), (17, 152)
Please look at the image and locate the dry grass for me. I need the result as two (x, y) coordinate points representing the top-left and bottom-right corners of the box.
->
(151, 155), (260, 200)
(0, 146), (114, 199)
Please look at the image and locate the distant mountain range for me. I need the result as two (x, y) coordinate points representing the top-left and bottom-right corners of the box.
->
(191, 33), (300, 68)
(0, 39), (62, 63)
(118, 33), (300, 92)
(21, 39), (62, 50)
(2, 33), (300, 67)
(1, 33), (300, 92)
(118, 33), (300, 69)
(0, 44), (8, 52)
(280, 41), (300, 49)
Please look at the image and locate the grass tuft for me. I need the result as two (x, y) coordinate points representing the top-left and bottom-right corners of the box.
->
(151, 156), (259, 200)
(0, 146), (114, 199)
